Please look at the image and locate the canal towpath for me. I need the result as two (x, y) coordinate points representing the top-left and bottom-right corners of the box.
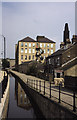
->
(9, 69), (77, 114)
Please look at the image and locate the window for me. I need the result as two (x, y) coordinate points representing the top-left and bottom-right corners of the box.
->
(37, 42), (38, 46)
(57, 73), (60, 78)
(24, 94), (26, 98)
(21, 48), (23, 53)
(21, 42), (23, 47)
(29, 43), (31, 47)
(40, 43), (42, 48)
(33, 49), (35, 53)
(25, 55), (27, 60)
(44, 56), (45, 59)
(51, 50), (53, 54)
(47, 49), (49, 53)
(20, 94), (23, 103)
(25, 43), (27, 47)
(44, 49), (46, 53)
(29, 55), (31, 60)
(32, 55), (34, 60)
(49, 59), (51, 64)
(21, 55), (23, 60)
(25, 48), (27, 53)
(51, 44), (53, 48)
(44, 43), (46, 48)
(33, 43), (35, 47)
(47, 44), (49, 47)
(29, 48), (31, 53)
(40, 49), (42, 54)
(57, 57), (60, 65)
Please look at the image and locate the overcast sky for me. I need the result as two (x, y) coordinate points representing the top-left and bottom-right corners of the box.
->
(0, 2), (75, 58)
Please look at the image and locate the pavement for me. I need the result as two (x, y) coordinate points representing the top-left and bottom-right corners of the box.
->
(0, 71), (4, 83)
(9, 69), (77, 114)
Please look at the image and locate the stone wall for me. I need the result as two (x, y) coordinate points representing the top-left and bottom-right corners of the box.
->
(12, 73), (77, 119)
(0, 74), (10, 119)
(21, 82), (77, 119)
(64, 64), (77, 77)
(62, 43), (77, 65)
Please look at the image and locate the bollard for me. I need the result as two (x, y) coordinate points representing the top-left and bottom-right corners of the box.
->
(39, 81), (41, 92)
(44, 81), (45, 95)
(27, 78), (28, 85)
(59, 84), (60, 103)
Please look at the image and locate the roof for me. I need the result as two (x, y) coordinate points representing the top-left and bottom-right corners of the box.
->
(46, 43), (77, 59)
(46, 48), (66, 59)
(37, 36), (55, 43)
(19, 37), (36, 42)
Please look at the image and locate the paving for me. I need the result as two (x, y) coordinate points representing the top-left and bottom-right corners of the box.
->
(0, 71), (9, 119)
(0, 71), (4, 83)
(0, 71), (4, 103)
(9, 69), (77, 114)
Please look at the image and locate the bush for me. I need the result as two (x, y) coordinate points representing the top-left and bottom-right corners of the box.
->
(2, 59), (10, 69)
(26, 62), (37, 76)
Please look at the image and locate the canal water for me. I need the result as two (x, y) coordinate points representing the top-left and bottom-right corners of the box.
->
(7, 75), (37, 119)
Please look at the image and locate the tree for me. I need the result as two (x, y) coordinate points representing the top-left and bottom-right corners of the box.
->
(26, 61), (38, 76)
(2, 59), (10, 69)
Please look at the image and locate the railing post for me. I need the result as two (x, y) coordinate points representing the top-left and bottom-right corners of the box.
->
(39, 81), (41, 92)
(59, 84), (60, 103)
(44, 81), (45, 95)
(32, 79), (33, 88)
(50, 82), (51, 98)
(73, 92), (76, 112)
(34, 80), (35, 89)
(37, 80), (38, 90)
(27, 78), (28, 85)
(31, 79), (32, 87)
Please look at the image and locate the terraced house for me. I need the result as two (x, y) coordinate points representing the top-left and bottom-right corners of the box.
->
(15, 36), (55, 66)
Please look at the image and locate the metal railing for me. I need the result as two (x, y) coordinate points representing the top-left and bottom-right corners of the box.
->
(26, 78), (77, 112)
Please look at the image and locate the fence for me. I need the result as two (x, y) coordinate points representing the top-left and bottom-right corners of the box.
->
(26, 78), (77, 112)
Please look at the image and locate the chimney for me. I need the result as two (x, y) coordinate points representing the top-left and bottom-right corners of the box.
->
(63, 23), (70, 45)
(72, 35), (77, 44)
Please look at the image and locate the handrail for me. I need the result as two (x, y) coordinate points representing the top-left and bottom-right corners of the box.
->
(26, 78), (77, 112)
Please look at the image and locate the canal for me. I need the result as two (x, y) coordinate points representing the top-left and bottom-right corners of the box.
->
(7, 75), (38, 119)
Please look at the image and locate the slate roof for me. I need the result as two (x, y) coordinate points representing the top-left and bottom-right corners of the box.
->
(46, 48), (66, 59)
(37, 36), (55, 43)
(19, 37), (36, 42)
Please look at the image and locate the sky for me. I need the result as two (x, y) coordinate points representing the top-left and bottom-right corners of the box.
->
(0, 1), (75, 59)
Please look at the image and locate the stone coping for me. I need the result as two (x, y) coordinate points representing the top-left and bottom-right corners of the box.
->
(0, 75), (10, 119)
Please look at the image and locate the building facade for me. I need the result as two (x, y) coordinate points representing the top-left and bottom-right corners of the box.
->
(45, 23), (77, 83)
(15, 36), (55, 66)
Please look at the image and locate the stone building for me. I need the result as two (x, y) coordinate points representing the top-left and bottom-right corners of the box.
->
(61, 42), (77, 88)
(6, 58), (15, 68)
(45, 23), (77, 86)
(15, 36), (55, 67)
(15, 80), (32, 110)
(36, 36), (55, 63)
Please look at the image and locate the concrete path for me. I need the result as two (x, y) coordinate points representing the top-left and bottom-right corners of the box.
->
(0, 71), (4, 83)
(9, 70), (77, 114)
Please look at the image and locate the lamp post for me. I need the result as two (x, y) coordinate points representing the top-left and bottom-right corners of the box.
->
(0, 34), (6, 59)
(0, 34), (6, 70)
